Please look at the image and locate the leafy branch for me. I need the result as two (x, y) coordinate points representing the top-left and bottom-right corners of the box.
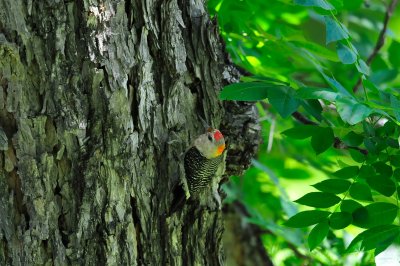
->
(353, 0), (399, 92)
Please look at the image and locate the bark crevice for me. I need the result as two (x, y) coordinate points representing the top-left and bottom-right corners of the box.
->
(0, 0), (261, 265)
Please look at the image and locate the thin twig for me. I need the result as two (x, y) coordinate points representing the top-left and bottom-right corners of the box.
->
(353, 0), (399, 92)
(292, 111), (318, 125)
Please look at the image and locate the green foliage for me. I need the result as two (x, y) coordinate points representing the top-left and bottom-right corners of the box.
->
(349, 182), (373, 201)
(294, 192), (340, 208)
(329, 212), (352, 229)
(285, 210), (331, 227)
(283, 125), (334, 154)
(312, 179), (351, 194)
(346, 225), (400, 254)
(352, 202), (398, 229)
(308, 220), (330, 251)
(211, 0), (400, 264)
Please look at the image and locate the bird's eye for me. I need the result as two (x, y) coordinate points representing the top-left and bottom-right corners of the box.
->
(207, 135), (213, 141)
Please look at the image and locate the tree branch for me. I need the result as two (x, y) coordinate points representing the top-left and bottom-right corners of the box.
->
(353, 0), (399, 92)
(292, 111), (318, 125)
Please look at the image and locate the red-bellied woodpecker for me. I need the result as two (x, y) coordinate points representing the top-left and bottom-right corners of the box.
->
(182, 128), (226, 209)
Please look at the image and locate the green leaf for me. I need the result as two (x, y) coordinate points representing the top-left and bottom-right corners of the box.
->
(364, 138), (377, 154)
(336, 97), (373, 125)
(291, 41), (339, 62)
(394, 169), (400, 181)
(282, 125), (316, 139)
(363, 121), (375, 137)
(353, 202), (398, 228)
(373, 162), (393, 177)
(312, 179), (351, 194)
(390, 95), (400, 122)
(296, 87), (337, 101)
(283, 126), (333, 154)
(370, 69), (398, 85)
(302, 100), (323, 121)
(240, 76), (290, 85)
(349, 149), (366, 163)
(268, 86), (300, 118)
(343, 0), (363, 10)
(336, 42), (356, 64)
(366, 175), (396, 197)
(383, 121), (396, 135)
(294, 192), (341, 208)
(311, 127), (334, 154)
(332, 166), (359, 179)
(390, 155), (400, 167)
(346, 225), (400, 253)
(356, 59), (370, 75)
(387, 138), (400, 149)
(294, 0), (334, 10)
(322, 74), (352, 97)
(362, 78), (380, 93)
(342, 131), (363, 146)
(349, 182), (373, 201)
(325, 16), (349, 44)
(308, 220), (329, 251)
(329, 212), (352, 229)
(219, 82), (271, 101)
(284, 210), (331, 228)
(359, 165), (375, 179)
(341, 200), (363, 213)
(388, 41), (400, 67)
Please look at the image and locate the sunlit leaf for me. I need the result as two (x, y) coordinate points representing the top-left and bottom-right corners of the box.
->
(294, 192), (340, 208)
(373, 162), (393, 177)
(241, 75), (290, 85)
(284, 210), (331, 228)
(329, 212), (352, 229)
(294, 0), (334, 10)
(322, 74), (353, 97)
(324, 16), (349, 44)
(366, 175), (396, 197)
(311, 127), (334, 154)
(282, 125), (316, 139)
(296, 87), (337, 101)
(308, 220), (329, 251)
(268, 86), (300, 118)
(336, 97), (373, 125)
(312, 179), (351, 194)
(332, 166), (359, 179)
(362, 78), (380, 93)
(388, 41), (400, 67)
(219, 82), (271, 101)
(349, 182), (373, 201)
(343, 0), (363, 10)
(390, 95), (400, 122)
(336, 42), (356, 64)
(356, 59), (370, 75)
(341, 200), (363, 213)
(352, 202), (398, 228)
(346, 225), (400, 253)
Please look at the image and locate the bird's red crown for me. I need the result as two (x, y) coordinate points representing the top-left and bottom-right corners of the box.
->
(213, 130), (223, 141)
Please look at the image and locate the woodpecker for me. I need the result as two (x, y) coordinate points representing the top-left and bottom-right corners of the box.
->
(182, 128), (226, 209)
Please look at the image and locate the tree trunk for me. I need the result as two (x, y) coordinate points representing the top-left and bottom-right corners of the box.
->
(0, 0), (260, 265)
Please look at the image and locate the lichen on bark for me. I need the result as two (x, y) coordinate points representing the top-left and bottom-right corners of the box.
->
(0, 0), (260, 265)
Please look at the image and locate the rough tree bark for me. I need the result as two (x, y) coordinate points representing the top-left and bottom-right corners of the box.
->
(0, 0), (260, 265)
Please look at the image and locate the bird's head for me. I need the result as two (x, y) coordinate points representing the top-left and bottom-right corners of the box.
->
(193, 128), (226, 159)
